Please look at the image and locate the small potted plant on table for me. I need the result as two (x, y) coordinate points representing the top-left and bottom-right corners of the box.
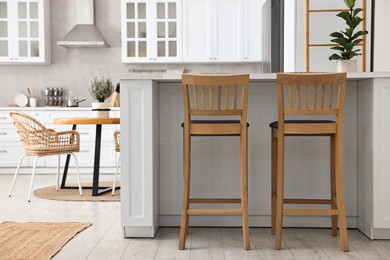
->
(89, 76), (114, 117)
(328, 0), (368, 72)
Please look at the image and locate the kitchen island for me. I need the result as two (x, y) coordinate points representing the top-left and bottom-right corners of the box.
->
(120, 72), (390, 239)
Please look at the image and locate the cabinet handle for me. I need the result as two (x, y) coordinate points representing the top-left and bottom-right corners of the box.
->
(0, 150), (7, 153)
(79, 150), (89, 153)
(0, 132), (7, 135)
(79, 132), (90, 135)
(0, 117), (7, 119)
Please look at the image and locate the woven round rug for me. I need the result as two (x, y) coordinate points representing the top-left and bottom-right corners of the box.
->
(33, 182), (120, 201)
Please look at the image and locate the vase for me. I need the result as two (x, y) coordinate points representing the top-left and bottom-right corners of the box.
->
(337, 60), (357, 72)
(91, 102), (110, 118)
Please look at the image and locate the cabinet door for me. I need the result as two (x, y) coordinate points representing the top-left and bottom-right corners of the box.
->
(0, 0), (11, 62)
(212, 0), (243, 62)
(122, 0), (150, 62)
(243, 0), (264, 62)
(0, 0), (50, 64)
(153, 0), (181, 62)
(182, 0), (212, 62)
(183, 0), (243, 62)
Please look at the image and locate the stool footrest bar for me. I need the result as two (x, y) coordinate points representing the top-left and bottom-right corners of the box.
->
(187, 209), (242, 215)
(283, 209), (339, 215)
(189, 198), (241, 204)
(284, 199), (332, 204)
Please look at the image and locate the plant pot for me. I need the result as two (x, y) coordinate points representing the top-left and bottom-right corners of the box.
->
(91, 102), (110, 118)
(91, 102), (110, 109)
(92, 109), (110, 118)
(337, 60), (357, 72)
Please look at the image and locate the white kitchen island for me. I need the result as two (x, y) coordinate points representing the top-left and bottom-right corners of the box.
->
(120, 72), (390, 239)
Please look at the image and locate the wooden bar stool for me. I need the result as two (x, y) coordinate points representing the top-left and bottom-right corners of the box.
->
(270, 72), (349, 251)
(179, 74), (250, 250)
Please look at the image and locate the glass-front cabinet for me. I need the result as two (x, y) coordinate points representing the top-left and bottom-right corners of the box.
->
(121, 0), (181, 63)
(0, 0), (50, 64)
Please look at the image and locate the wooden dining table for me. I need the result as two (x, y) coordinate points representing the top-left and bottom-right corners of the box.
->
(53, 117), (120, 196)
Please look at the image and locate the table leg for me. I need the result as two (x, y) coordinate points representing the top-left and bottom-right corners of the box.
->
(92, 124), (102, 196)
(61, 124), (77, 188)
(91, 124), (114, 196)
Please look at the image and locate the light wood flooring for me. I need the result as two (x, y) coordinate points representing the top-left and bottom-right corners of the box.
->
(0, 174), (389, 260)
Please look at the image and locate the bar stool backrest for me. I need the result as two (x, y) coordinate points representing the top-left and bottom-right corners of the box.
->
(182, 74), (249, 123)
(277, 72), (347, 124)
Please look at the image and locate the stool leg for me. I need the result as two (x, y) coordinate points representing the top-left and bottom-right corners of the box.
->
(330, 136), (337, 236)
(335, 133), (349, 252)
(275, 134), (285, 250)
(271, 131), (277, 235)
(179, 133), (191, 250)
(241, 129), (250, 250)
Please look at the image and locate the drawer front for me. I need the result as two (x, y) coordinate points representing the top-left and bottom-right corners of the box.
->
(45, 110), (93, 123)
(0, 144), (29, 167)
(28, 111), (45, 123)
(45, 142), (116, 167)
(0, 126), (21, 142)
(0, 111), (12, 124)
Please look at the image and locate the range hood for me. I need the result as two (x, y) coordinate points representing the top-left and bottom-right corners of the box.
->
(57, 0), (109, 48)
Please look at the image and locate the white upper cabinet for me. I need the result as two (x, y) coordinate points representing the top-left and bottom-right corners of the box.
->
(0, 0), (50, 64)
(121, 0), (263, 63)
(183, 0), (243, 62)
(122, 0), (182, 63)
(182, 0), (211, 62)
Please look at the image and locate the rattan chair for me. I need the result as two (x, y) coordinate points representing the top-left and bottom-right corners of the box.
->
(8, 112), (83, 202)
(112, 130), (120, 195)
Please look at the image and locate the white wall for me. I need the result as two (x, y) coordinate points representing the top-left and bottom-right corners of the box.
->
(373, 0), (390, 72)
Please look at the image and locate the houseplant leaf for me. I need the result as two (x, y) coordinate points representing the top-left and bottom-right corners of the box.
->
(328, 0), (367, 62)
(343, 0), (356, 9)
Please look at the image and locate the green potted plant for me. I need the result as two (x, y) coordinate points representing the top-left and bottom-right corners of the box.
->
(88, 76), (114, 117)
(328, 0), (368, 72)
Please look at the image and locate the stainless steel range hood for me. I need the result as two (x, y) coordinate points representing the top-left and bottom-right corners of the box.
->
(57, 0), (109, 48)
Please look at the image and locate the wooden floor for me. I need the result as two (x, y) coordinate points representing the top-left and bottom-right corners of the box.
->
(0, 174), (390, 260)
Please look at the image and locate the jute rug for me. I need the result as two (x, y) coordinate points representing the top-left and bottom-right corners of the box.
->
(33, 182), (120, 202)
(0, 221), (91, 260)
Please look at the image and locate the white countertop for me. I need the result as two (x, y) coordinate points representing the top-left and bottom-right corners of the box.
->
(120, 72), (390, 81)
(0, 107), (121, 111)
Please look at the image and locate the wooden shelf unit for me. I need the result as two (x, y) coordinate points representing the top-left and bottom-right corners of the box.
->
(305, 0), (367, 72)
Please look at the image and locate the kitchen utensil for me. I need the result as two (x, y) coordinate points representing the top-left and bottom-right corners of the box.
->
(8, 93), (28, 107)
(67, 98), (86, 107)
